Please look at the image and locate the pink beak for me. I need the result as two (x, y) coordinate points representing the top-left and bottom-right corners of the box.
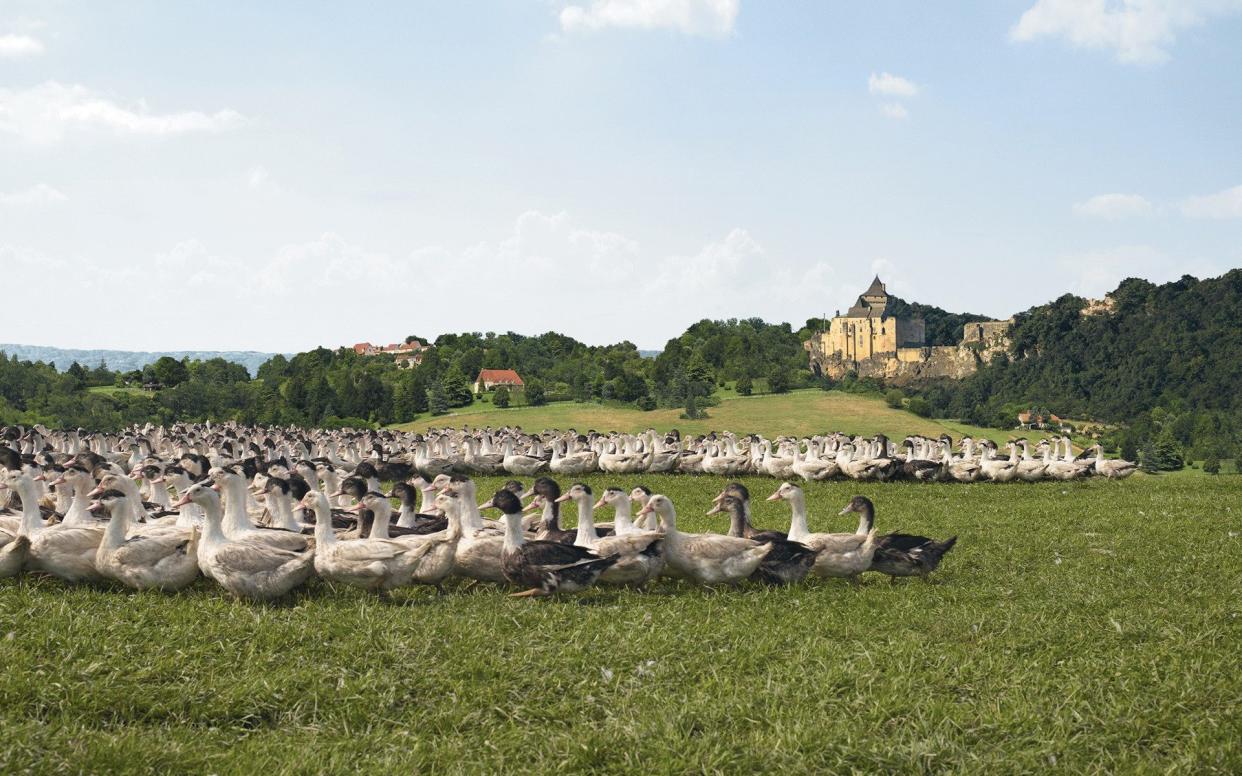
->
(554, 493), (571, 503)
(592, 498), (606, 510)
(172, 495), (191, 508)
(88, 485), (104, 498)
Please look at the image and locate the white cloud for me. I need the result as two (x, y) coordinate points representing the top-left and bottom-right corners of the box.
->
(0, 33), (43, 57)
(868, 72), (918, 97)
(246, 166), (271, 189)
(1072, 193), (1153, 219)
(559, 0), (739, 36)
(1180, 184), (1242, 219)
(879, 102), (909, 120)
(0, 183), (67, 205)
(0, 82), (244, 144)
(1010, 0), (1242, 65)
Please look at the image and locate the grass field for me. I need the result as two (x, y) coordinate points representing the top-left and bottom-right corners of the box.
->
(2, 473), (1239, 773)
(392, 389), (1021, 445)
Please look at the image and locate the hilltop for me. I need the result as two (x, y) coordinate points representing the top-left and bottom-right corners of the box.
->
(0, 344), (284, 377)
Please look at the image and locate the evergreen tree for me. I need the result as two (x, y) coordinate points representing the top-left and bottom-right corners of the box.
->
(440, 365), (474, 408)
(525, 379), (546, 407)
(735, 375), (753, 396)
(493, 386), (511, 408)
(427, 382), (449, 416)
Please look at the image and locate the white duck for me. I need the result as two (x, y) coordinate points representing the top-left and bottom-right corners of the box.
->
(637, 495), (770, 585)
(93, 490), (200, 591)
(766, 482), (877, 580)
(15, 471), (106, 582)
(559, 483), (664, 587)
(181, 481), (316, 601)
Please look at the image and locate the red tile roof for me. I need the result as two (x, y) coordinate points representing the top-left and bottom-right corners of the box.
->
(476, 369), (524, 386)
(353, 342), (372, 354)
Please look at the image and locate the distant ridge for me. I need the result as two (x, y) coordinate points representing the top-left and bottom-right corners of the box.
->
(0, 344), (285, 377)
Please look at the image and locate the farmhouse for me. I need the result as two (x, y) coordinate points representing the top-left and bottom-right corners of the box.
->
(474, 369), (524, 393)
(804, 276), (1012, 385)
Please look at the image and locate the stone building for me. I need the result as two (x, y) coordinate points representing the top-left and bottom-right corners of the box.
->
(805, 276), (1012, 385)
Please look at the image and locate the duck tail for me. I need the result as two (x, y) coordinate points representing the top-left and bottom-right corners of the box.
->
(918, 535), (958, 571)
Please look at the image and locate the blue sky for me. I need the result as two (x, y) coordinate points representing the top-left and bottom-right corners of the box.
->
(2, 1), (1240, 351)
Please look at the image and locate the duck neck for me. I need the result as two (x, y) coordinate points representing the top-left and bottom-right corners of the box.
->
(502, 512), (525, 552)
(311, 496), (335, 546)
(101, 502), (130, 549)
(542, 499), (560, 531)
(65, 477), (93, 525)
(222, 477), (254, 536)
(199, 495), (228, 547)
(573, 498), (599, 546)
(396, 497), (419, 528)
(855, 504), (874, 535)
(16, 478), (46, 536)
(370, 504), (392, 539)
(726, 505), (747, 538)
(269, 492), (300, 531)
(612, 495), (635, 533)
(787, 492), (811, 542)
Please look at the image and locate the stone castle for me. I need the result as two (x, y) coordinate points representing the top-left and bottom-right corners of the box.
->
(804, 276), (1012, 384)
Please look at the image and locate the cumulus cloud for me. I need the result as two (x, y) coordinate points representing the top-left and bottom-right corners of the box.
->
(0, 33), (43, 57)
(0, 82), (244, 144)
(1180, 184), (1242, 219)
(559, 0), (739, 36)
(1073, 193), (1153, 219)
(868, 72), (918, 97)
(0, 183), (67, 205)
(1010, 0), (1242, 65)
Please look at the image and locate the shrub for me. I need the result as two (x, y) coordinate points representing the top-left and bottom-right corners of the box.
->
(493, 386), (511, 408)
(1203, 455), (1221, 475)
(735, 376), (753, 396)
(525, 380), (547, 407)
(768, 369), (792, 394)
(636, 395), (656, 411)
(907, 397), (932, 417)
(885, 389), (905, 409)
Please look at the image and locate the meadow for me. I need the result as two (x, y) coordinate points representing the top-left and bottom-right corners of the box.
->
(392, 388), (1019, 445)
(1, 472), (1239, 774)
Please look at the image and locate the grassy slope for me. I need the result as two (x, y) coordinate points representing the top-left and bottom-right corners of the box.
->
(392, 389), (1017, 444)
(1, 474), (1239, 773)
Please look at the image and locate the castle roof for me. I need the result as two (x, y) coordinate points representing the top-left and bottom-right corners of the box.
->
(846, 276), (890, 318)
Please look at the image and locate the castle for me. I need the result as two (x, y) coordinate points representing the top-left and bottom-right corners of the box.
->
(804, 276), (1012, 384)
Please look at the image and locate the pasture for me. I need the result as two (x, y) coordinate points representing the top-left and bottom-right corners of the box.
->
(392, 388), (1019, 445)
(1, 473), (1239, 774)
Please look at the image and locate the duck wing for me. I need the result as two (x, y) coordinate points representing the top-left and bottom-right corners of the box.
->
(213, 542), (311, 575)
(111, 531), (194, 565)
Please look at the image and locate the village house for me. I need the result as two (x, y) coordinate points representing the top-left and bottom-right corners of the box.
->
(348, 339), (430, 367)
(474, 369), (524, 394)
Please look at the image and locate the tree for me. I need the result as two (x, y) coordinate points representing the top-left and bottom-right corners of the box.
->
(152, 356), (190, 387)
(427, 382), (449, 416)
(525, 379), (546, 407)
(493, 386), (511, 408)
(885, 388), (905, 409)
(440, 365), (473, 408)
(1203, 455), (1221, 474)
(735, 375), (753, 396)
(768, 368), (792, 394)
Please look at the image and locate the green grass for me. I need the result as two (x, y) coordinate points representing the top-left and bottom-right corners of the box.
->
(2, 474), (1240, 773)
(394, 389), (1021, 445)
(86, 385), (155, 398)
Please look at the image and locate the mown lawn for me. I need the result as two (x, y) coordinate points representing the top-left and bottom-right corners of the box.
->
(393, 389), (1019, 445)
(1, 474), (1239, 774)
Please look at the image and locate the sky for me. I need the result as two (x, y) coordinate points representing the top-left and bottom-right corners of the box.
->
(2, 0), (1241, 352)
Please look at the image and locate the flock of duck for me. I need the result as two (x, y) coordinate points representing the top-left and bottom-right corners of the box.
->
(0, 423), (973, 600)
(404, 427), (1137, 482)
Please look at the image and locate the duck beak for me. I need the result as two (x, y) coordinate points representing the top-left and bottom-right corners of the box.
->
(328, 490), (343, 498)
(49, 476), (66, 487)
(345, 502), (364, 514)
(88, 500), (102, 512)
(592, 498), (606, 510)
(637, 503), (654, 517)
(523, 499), (541, 513)
(87, 485), (104, 497)
(520, 488), (535, 499)
(766, 492), (783, 502)
(479, 499), (495, 510)
(837, 505), (852, 516)
(554, 493), (571, 503)
(172, 495), (191, 508)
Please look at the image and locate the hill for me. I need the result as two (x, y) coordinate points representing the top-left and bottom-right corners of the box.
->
(391, 388), (1015, 444)
(0, 344), (284, 377)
